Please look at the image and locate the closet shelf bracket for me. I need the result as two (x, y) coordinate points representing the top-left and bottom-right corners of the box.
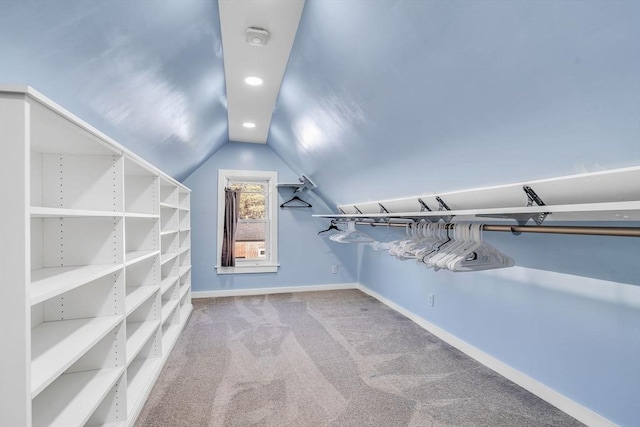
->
(476, 185), (550, 229)
(435, 196), (454, 223)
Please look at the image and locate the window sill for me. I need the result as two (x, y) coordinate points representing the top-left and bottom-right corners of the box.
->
(215, 264), (279, 275)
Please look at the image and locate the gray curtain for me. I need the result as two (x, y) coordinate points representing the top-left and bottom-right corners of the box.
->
(221, 187), (239, 267)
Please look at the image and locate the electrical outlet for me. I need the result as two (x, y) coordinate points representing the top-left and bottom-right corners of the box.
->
(331, 265), (338, 274)
(428, 293), (435, 307)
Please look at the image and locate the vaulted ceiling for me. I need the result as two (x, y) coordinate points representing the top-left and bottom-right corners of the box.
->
(1, 1), (638, 207)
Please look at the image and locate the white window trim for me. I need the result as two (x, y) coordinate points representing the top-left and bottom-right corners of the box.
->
(215, 169), (279, 274)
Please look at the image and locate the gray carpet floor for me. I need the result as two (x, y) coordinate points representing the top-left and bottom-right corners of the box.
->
(135, 289), (583, 427)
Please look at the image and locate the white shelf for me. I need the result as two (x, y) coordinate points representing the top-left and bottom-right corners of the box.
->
(161, 323), (180, 352)
(1, 87), (192, 427)
(160, 251), (179, 265)
(179, 265), (192, 277)
(31, 316), (123, 397)
(161, 276), (179, 296)
(160, 202), (179, 209)
(125, 286), (158, 315)
(126, 321), (160, 365)
(31, 207), (122, 218)
(126, 358), (162, 417)
(161, 299), (180, 324)
(316, 201), (640, 222)
(125, 250), (160, 266)
(125, 212), (159, 219)
(179, 283), (190, 300)
(32, 367), (124, 427)
(179, 302), (193, 321)
(31, 264), (123, 306)
(277, 175), (317, 192)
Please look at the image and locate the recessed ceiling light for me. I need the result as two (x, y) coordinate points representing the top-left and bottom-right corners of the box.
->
(242, 122), (256, 128)
(244, 76), (263, 86)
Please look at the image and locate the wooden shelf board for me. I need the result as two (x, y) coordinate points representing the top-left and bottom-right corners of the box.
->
(125, 286), (158, 315)
(161, 276), (179, 296)
(125, 250), (160, 267)
(161, 299), (180, 325)
(126, 321), (160, 365)
(31, 207), (122, 218)
(160, 251), (180, 266)
(31, 264), (123, 306)
(32, 367), (124, 427)
(31, 316), (123, 397)
(126, 358), (162, 417)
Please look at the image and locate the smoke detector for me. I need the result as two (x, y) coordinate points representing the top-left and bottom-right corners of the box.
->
(245, 27), (270, 46)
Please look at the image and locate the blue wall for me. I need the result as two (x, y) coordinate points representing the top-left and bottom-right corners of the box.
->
(269, 0), (640, 205)
(262, 1), (640, 424)
(0, 0), (228, 181)
(183, 142), (358, 293)
(356, 226), (640, 426)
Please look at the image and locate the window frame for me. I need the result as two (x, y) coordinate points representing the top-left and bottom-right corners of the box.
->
(216, 169), (278, 274)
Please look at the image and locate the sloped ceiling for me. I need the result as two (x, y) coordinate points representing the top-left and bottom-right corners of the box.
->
(0, 0), (228, 181)
(1, 0), (638, 207)
(269, 0), (640, 207)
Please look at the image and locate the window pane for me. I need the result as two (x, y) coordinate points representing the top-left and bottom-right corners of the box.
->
(230, 182), (266, 220)
(234, 221), (267, 260)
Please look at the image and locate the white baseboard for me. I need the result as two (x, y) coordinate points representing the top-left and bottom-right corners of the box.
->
(356, 284), (615, 427)
(192, 283), (358, 299)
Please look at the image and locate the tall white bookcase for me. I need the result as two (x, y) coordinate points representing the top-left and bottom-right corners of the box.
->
(0, 85), (192, 426)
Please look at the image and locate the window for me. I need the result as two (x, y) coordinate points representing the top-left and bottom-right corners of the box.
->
(216, 170), (278, 274)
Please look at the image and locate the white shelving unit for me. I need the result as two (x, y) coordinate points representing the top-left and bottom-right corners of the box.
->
(0, 85), (193, 427)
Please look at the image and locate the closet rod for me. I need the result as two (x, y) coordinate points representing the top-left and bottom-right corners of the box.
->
(341, 220), (640, 237)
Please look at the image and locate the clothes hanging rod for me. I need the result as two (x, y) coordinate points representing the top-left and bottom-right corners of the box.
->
(336, 220), (640, 237)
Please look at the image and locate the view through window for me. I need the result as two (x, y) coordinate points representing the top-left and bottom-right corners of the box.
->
(229, 181), (268, 261)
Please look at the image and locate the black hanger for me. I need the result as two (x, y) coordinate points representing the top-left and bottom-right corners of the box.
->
(318, 220), (341, 235)
(280, 195), (312, 208)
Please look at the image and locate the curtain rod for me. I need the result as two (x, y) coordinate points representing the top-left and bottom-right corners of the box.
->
(338, 220), (640, 237)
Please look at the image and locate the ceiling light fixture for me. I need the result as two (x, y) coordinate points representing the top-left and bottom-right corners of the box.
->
(242, 122), (256, 128)
(245, 27), (270, 46)
(244, 76), (263, 86)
